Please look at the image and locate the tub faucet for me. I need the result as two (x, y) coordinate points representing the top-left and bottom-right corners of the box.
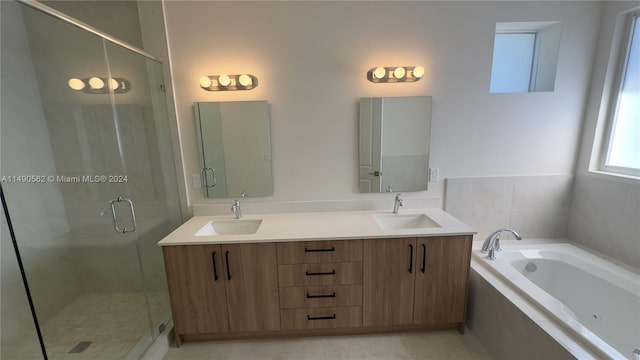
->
(393, 193), (404, 214)
(482, 228), (522, 260)
(231, 199), (242, 220)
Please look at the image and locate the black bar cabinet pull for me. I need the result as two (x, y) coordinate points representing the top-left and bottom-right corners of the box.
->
(306, 292), (336, 299)
(408, 244), (414, 273)
(307, 314), (336, 320)
(421, 244), (427, 273)
(304, 247), (335, 253)
(225, 250), (231, 280)
(305, 270), (336, 276)
(211, 251), (219, 281)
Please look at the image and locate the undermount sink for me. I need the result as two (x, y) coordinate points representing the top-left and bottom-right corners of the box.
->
(195, 219), (262, 236)
(373, 214), (441, 230)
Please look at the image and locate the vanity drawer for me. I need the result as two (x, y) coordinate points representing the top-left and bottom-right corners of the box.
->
(278, 262), (362, 287)
(280, 306), (362, 330)
(279, 284), (362, 309)
(276, 240), (362, 264)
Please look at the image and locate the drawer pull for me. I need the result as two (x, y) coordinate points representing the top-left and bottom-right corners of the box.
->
(225, 250), (232, 280)
(304, 247), (335, 253)
(307, 314), (336, 321)
(421, 244), (427, 273)
(211, 251), (219, 281)
(305, 270), (336, 276)
(408, 244), (414, 273)
(306, 292), (337, 299)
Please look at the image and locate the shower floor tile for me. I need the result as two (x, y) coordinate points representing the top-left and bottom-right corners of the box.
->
(2, 292), (170, 360)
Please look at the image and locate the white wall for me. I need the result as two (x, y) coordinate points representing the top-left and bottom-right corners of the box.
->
(164, 1), (601, 211)
(568, 1), (640, 268)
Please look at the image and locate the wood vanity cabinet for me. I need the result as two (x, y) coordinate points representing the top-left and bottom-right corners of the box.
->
(363, 235), (472, 329)
(276, 239), (364, 330)
(163, 234), (472, 343)
(163, 242), (280, 341)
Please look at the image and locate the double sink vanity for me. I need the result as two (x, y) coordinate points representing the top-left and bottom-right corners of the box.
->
(158, 208), (475, 345)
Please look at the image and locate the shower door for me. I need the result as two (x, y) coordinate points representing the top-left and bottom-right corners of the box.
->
(1, 2), (181, 359)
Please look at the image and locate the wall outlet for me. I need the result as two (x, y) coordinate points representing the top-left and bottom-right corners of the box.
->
(428, 168), (439, 182)
(192, 174), (202, 188)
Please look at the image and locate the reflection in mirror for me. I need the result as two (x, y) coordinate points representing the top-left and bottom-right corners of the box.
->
(195, 101), (273, 198)
(359, 96), (432, 193)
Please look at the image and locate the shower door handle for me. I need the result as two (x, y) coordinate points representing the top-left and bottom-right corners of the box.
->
(109, 197), (137, 233)
(201, 167), (217, 189)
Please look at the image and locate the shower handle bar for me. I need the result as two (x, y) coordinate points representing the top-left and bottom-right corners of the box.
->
(109, 197), (137, 233)
(201, 167), (217, 189)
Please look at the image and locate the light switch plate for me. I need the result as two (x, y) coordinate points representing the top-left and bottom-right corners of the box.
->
(428, 168), (439, 182)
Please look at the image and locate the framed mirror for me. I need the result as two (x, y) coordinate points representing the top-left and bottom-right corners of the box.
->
(195, 100), (273, 198)
(358, 96), (432, 193)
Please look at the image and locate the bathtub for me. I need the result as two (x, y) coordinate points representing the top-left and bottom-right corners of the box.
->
(471, 242), (640, 360)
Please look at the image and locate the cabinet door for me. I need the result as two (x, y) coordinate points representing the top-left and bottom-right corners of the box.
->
(221, 243), (281, 332)
(413, 236), (472, 324)
(163, 245), (229, 334)
(363, 238), (416, 327)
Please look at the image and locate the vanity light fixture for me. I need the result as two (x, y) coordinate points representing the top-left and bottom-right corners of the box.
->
(68, 77), (131, 94)
(367, 66), (424, 83)
(199, 74), (258, 91)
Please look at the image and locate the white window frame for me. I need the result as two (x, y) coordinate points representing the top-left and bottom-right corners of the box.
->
(600, 10), (640, 177)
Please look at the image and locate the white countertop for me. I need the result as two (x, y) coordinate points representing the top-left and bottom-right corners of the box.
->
(158, 208), (476, 246)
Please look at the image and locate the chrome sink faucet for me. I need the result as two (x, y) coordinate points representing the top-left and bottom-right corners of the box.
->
(482, 228), (522, 260)
(393, 193), (404, 214)
(231, 199), (242, 220)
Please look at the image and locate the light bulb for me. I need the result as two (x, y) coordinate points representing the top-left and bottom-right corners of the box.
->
(238, 74), (252, 87)
(200, 76), (212, 88)
(412, 66), (425, 78)
(88, 77), (105, 90)
(68, 78), (85, 90)
(218, 74), (231, 87)
(393, 67), (406, 79)
(109, 78), (119, 90)
(373, 67), (386, 79)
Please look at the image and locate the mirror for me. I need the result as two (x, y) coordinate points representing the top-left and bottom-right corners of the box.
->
(195, 100), (273, 198)
(358, 96), (432, 193)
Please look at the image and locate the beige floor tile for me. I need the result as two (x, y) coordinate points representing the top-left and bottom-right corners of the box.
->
(164, 331), (492, 360)
(400, 331), (492, 360)
(163, 341), (237, 360)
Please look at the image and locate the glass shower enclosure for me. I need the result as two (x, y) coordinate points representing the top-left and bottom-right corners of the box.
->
(1, 1), (183, 359)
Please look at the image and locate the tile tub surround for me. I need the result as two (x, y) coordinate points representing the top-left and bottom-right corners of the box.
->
(568, 174), (640, 268)
(466, 239), (639, 360)
(445, 175), (574, 240)
(467, 268), (575, 360)
(163, 330), (492, 360)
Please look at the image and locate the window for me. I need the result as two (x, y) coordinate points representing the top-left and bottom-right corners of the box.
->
(603, 14), (640, 175)
(490, 33), (537, 93)
(489, 22), (562, 94)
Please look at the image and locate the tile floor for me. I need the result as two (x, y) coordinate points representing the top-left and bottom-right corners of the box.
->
(2, 292), (170, 360)
(163, 330), (493, 360)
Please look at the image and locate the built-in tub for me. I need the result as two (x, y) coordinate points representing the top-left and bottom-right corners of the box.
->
(471, 242), (640, 360)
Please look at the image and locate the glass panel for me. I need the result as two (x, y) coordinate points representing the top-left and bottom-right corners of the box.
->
(1, 3), (152, 359)
(104, 42), (183, 342)
(1, 190), (45, 359)
(606, 16), (640, 171)
(490, 33), (536, 93)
